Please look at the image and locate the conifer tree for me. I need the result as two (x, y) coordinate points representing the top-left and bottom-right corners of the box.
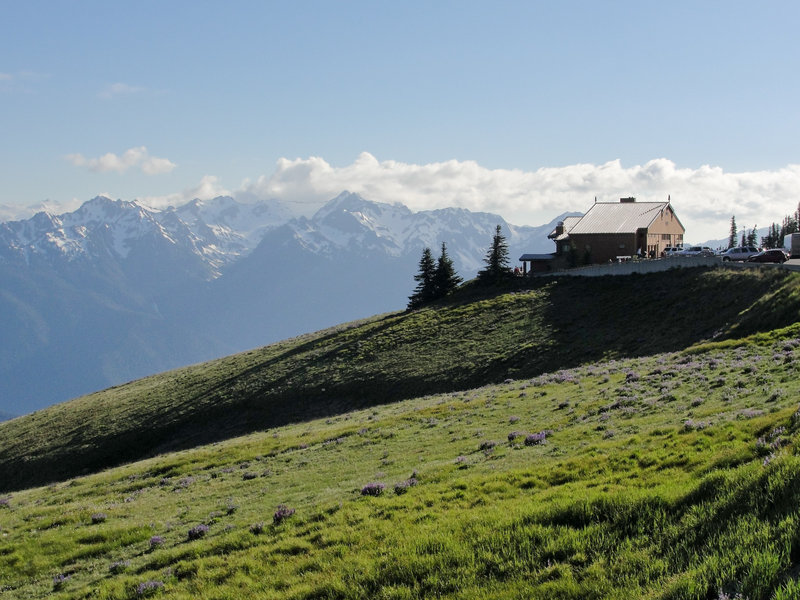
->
(477, 224), (512, 284)
(407, 247), (436, 310)
(746, 225), (758, 248)
(728, 216), (737, 249)
(433, 242), (462, 298)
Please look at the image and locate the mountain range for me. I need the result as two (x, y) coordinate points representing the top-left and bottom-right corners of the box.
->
(0, 192), (566, 415)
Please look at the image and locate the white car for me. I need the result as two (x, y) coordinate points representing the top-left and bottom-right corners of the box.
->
(677, 246), (715, 257)
(719, 246), (760, 261)
(662, 246), (684, 257)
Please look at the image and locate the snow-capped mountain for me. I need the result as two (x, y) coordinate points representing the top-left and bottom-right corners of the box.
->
(284, 191), (559, 274)
(0, 195), (292, 275)
(0, 192), (566, 416)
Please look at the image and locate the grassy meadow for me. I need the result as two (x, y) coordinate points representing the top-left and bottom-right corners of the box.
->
(2, 267), (800, 598)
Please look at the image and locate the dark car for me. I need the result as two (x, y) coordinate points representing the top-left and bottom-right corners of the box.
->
(746, 249), (789, 264)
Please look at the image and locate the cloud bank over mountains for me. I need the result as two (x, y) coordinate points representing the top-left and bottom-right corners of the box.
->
(28, 152), (800, 242)
(240, 153), (800, 242)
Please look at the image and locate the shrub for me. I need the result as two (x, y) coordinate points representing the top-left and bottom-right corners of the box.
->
(360, 482), (386, 496)
(479, 440), (497, 451)
(187, 524), (209, 540)
(273, 504), (295, 525)
(91, 513), (107, 524)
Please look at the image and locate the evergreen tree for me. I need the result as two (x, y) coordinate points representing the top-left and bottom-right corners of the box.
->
(433, 242), (462, 298)
(746, 225), (758, 248)
(728, 216), (737, 249)
(407, 247), (436, 310)
(477, 225), (512, 284)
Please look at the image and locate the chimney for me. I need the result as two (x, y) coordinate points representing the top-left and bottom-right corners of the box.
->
(620, 197), (636, 203)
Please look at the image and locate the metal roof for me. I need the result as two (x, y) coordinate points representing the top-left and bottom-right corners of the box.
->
(568, 202), (671, 235)
(548, 215), (583, 241)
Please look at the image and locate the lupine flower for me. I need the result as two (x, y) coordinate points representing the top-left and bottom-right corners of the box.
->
(91, 513), (107, 524)
(136, 580), (164, 596)
(360, 482), (386, 496)
(187, 524), (209, 540)
(524, 431), (547, 446)
(273, 504), (295, 524)
(394, 478), (418, 495)
(148, 535), (165, 549)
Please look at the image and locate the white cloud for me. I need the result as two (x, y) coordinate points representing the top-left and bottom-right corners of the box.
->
(0, 73), (11, 81)
(99, 82), (145, 99)
(65, 146), (176, 175)
(236, 153), (800, 242)
(139, 175), (231, 209)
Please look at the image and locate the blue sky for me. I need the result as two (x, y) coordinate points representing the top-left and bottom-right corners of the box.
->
(2, 1), (799, 241)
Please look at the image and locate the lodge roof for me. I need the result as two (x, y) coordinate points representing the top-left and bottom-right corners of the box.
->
(548, 215), (583, 241)
(568, 201), (676, 235)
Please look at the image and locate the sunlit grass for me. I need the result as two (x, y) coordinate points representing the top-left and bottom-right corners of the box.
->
(3, 323), (800, 597)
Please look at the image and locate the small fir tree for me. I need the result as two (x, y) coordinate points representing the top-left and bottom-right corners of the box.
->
(477, 225), (512, 284)
(433, 242), (462, 298)
(746, 225), (758, 248)
(407, 247), (436, 310)
(728, 216), (737, 249)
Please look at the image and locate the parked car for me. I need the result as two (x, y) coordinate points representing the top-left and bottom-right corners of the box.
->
(719, 246), (760, 261)
(746, 249), (789, 264)
(677, 246), (715, 257)
(662, 246), (683, 257)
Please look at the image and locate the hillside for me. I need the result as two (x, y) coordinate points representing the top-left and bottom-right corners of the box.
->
(2, 267), (800, 494)
(0, 193), (561, 414)
(2, 269), (800, 597)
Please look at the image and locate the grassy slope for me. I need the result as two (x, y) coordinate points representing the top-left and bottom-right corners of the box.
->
(2, 320), (800, 598)
(2, 267), (800, 493)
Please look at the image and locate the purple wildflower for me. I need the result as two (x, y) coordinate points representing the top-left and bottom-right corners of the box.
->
(53, 573), (70, 590)
(250, 522), (265, 534)
(360, 482), (386, 496)
(187, 524), (209, 540)
(394, 478), (418, 495)
(91, 513), (107, 524)
(508, 431), (524, 442)
(136, 580), (165, 596)
(273, 504), (295, 524)
(524, 431), (547, 446)
(148, 535), (165, 549)
(0, 496), (10, 509)
(109, 560), (130, 573)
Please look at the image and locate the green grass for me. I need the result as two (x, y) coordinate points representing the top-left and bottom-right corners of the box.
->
(3, 266), (800, 598)
(2, 267), (800, 492)
(2, 277), (800, 596)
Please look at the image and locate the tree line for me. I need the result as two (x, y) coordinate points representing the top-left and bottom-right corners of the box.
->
(728, 203), (800, 250)
(408, 225), (512, 310)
